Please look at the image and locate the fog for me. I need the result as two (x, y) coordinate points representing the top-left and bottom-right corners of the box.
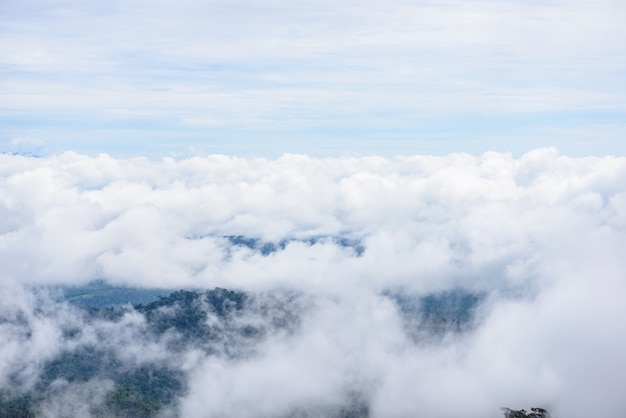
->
(1, 148), (626, 417)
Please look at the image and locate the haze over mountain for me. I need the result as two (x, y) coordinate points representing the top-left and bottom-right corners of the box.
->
(1, 149), (626, 417)
(2, 0), (625, 415)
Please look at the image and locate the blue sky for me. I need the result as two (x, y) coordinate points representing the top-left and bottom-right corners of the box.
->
(1, 0), (625, 158)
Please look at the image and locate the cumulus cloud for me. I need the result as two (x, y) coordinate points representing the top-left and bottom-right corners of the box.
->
(1, 148), (626, 417)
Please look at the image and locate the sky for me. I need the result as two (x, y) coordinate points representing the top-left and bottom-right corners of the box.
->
(2, 149), (626, 417)
(2, 1), (626, 416)
(1, 0), (625, 157)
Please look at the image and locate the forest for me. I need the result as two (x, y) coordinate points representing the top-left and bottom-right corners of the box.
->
(0, 283), (547, 417)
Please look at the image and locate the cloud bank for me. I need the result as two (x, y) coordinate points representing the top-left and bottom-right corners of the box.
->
(1, 148), (626, 417)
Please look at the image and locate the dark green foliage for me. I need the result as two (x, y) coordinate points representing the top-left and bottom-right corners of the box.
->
(136, 288), (250, 347)
(226, 235), (279, 255)
(0, 392), (39, 418)
(104, 385), (161, 418)
(205, 288), (246, 316)
(226, 235), (364, 257)
(0, 289), (196, 417)
(39, 346), (110, 387)
(1, 283), (541, 418)
(116, 367), (183, 406)
(386, 288), (484, 340)
(103, 367), (184, 418)
(419, 289), (483, 331)
(38, 346), (184, 417)
(3, 285), (305, 418)
(140, 290), (210, 338)
(2, 286), (296, 417)
(138, 288), (246, 317)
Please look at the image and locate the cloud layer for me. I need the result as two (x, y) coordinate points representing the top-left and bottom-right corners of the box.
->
(1, 148), (626, 417)
(1, 0), (625, 155)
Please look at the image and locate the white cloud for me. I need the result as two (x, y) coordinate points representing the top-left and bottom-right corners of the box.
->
(1, 148), (625, 291)
(1, 0), (625, 156)
(1, 149), (626, 416)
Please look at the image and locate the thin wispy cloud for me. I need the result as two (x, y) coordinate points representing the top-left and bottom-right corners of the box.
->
(1, 0), (625, 156)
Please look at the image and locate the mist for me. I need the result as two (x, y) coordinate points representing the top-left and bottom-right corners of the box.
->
(1, 148), (626, 417)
